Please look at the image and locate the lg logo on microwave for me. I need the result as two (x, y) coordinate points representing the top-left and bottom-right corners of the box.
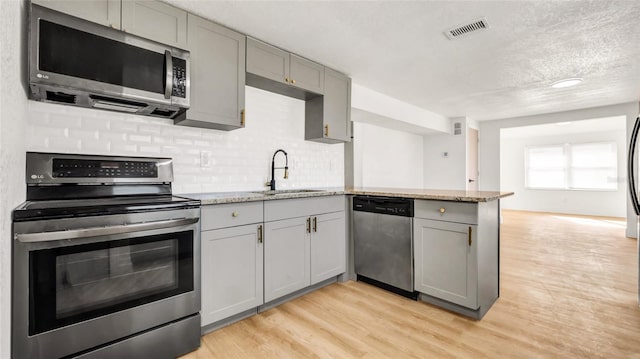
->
(36, 73), (49, 79)
(31, 174), (44, 180)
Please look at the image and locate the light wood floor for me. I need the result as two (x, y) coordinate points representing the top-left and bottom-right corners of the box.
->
(182, 210), (640, 358)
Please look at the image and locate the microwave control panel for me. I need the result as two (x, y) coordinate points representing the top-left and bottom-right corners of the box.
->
(172, 57), (187, 98)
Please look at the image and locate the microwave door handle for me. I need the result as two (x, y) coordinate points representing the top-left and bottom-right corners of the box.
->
(628, 116), (640, 215)
(15, 217), (199, 243)
(164, 50), (173, 100)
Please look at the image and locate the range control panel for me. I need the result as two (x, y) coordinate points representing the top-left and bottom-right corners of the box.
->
(52, 159), (158, 178)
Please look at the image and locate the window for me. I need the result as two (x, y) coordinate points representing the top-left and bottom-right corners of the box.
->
(525, 142), (617, 190)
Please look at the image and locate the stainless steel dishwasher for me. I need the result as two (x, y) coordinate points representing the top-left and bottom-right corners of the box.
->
(353, 196), (417, 299)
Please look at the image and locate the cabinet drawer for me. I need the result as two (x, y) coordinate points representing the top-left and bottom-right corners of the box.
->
(202, 202), (263, 231)
(414, 200), (478, 224)
(264, 195), (344, 222)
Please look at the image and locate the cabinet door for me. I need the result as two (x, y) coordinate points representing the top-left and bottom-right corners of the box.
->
(246, 37), (290, 84)
(33, 0), (121, 28)
(264, 217), (310, 302)
(290, 54), (324, 94)
(179, 14), (245, 130)
(121, 0), (187, 48)
(310, 211), (346, 285)
(323, 68), (351, 142)
(201, 224), (264, 326)
(414, 218), (478, 309)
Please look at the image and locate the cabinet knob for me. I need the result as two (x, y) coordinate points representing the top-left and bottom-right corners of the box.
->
(439, 207), (446, 214)
(291, 79), (296, 84)
(232, 212), (239, 217)
(285, 77), (290, 83)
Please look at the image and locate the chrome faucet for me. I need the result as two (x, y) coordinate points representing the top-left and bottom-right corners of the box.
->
(268, 149), (288, 190)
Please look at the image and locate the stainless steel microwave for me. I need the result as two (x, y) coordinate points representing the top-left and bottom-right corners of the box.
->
(28, 4), (190, 119)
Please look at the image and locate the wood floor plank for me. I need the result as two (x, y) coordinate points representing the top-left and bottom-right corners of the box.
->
(182, 210), (640, 358)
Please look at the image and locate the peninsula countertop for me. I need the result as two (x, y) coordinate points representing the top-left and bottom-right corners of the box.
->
(346, 187), (514, 202)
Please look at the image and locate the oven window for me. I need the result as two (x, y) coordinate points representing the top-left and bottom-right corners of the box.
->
(29, 230), (193, 335)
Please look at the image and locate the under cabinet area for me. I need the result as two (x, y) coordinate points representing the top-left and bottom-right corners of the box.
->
(263, 195), (347, 303)
(413, 199), (499, 319)
(200, 202), (264, 327)
(175, 14), (246, 130)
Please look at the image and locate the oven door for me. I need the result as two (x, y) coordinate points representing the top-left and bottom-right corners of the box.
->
(12, 208), (200, 359)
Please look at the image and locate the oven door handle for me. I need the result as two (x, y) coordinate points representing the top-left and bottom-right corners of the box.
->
(15, 217), (199, 243)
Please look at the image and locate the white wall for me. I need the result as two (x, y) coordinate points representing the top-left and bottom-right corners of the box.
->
(26, 86), (345, 193)
(0, 0), (28, 356)
(500, 130), (627, 217)
(423, 118), (467, 190)
(353, 121), (423, 188)
(479, 102), (639, 237)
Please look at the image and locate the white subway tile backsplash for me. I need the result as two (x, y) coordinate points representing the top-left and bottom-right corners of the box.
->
(25, 86), (344, 193)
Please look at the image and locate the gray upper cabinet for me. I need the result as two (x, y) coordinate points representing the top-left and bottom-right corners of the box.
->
(290, 54), (324, 94)
(175, 14), (246, 131)
(246, 37), (325, 96)
(246, 37), (290, 84)
(305, 68), (351, 143)
(32, 0), (121, 28)
(121, 0), (187, 48)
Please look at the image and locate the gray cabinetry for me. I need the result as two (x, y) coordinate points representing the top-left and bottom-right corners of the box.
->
(121, 0), (187, 48)
(310, 211), (346, 285)
(305, 68), (351, 143)
(200, 202), (264, 327)
(263, 217), (310, 302)
(246, 37), (323, 95)
(32, 0), (121, 28)
(264, 196), (347, 302)
(413, 200), (499, 319)
(175, 14), (246, 130)
(414, 218), (478, 309)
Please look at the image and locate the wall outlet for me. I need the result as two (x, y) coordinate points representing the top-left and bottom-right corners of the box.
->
(200, 151), (212, 167)
(442, 151), (449, 158)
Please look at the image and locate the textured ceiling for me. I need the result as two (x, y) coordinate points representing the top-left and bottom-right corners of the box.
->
(501, 116), (626, 138)
(166, 0), (640, 122)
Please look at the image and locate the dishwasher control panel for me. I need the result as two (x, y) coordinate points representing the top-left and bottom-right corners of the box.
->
(352, 196), (414, 217)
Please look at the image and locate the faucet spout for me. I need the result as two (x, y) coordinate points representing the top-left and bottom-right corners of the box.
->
(270, 149), (288, 190)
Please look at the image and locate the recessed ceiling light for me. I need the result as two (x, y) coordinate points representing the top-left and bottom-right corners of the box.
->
(551, 78), (582, 89)
(556, 121), (572, 126)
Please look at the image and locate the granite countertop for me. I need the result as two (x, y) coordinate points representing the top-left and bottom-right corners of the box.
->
(183, 187), (513, 205)
(346, 187), (514, 203)
(183, 188), (346, 205)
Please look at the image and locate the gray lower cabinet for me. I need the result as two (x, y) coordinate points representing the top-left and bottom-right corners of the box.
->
(200, 201), (264, 327)
(263, 195), (347, 303)
(201, 224), (264, 326)
(305, 68), (351, 143)
(413, 199), (499, 319)
(121, 0), (187, 48)
(414, 218), (478, 309)
(32, 0), (121, 28)
(175, 14), (246, 130)
(263, 217), (310, 302)
(310, 212), (347, 284)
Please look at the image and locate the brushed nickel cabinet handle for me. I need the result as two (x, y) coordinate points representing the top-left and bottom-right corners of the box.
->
(240, 109), (245, 126)
(313, 216), (317, 232)
(257, 225), (263, 244)
(468, 226), (472, 246)
(306, 217), (311, 233)
(324, 124), (329, 137)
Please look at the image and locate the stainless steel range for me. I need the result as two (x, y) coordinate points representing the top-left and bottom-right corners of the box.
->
(12, 152), (201, 359)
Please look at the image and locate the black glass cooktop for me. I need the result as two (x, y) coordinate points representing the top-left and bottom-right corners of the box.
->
(13, 195), (200, 221)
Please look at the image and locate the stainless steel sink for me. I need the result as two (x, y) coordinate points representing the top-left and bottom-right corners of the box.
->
(251, 189), (327, 196)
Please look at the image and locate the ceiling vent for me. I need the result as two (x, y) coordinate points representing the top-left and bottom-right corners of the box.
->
(445, 18), (489, 40)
